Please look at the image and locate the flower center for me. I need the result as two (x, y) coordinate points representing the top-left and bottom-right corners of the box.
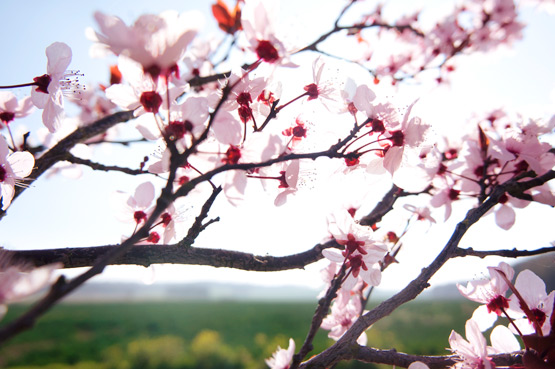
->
(486, 295), (509, 315)
(165, 121), (190, 140)
(0, 112), (15, 124)
(33, 74), (52, 94)
(388, 130), (404, 147)
(222, 145), (241, 164)
(292, 125), (306, 138)
(146, 231), (161, 244)
(256, 40), (279, 63)
(161, 213), (172, 227)
(236, 92), (252, 107)
(0, 165), (6, 182)
(529, 308), (546, 328)
(304, 83), (319, 100)
(140, 91), (163, 113)
(448, 188), (460, 201)
(134, 210), (147, 224)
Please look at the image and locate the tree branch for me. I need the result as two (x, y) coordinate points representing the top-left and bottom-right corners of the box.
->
(299, 171), (555, 368)
(454, 246), (555, 259)
(4, 240), (341, 271)
(352, 346), (522, 368)
(63, 153), (152, 176)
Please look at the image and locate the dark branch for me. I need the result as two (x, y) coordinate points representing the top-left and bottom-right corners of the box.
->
(454, 246), (555, 259)
(63, 153), (151, 176)
(352, 346), (522, 369)
(4, 240), (341, 271)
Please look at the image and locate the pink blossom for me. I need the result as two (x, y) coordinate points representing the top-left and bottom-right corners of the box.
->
(448, 319), (494, 369)
(241, 0), (296, 67)
(222, 68), (267, 127)
(381, 102), (431, 176)
(457, 262), (515, 331)
(265, 338), (295, 369)
(136, 95), (210, 143)
(321, 296), (366, 342)
(0, 136), (34, 210)
(222, 132), (286, 205)
(303, 57), (343, 111)
(449, 320), (520, 369)
(507, 269), (554, 336)
(430, 185), (461, 221)
(0, 92), (34, 127)
(403, 204), (436, 224)
(112, 181), (156, 226)
(89, 10), (201, 80)
(105, 56), (180, 117)
(31, 42), (82, 132)
(151, 203), (187, 244)
(0, 257), (61, 321)
(323, 210), (387, 289)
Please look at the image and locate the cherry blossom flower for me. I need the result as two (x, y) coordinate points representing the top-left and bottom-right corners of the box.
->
(89, 10), (201, 81)
(323, 210), (387, 290)
(222, 68), (267, 127)
(241, 0), (296, 67)
(380, 102), (432, 177)
(321, 296), (367, 344)
(31, 42), (83, 133)
(457, 262), (515, 331)
(0, 136), (34, 210)
(449, 319), (520, 369)
(150, 202), (188, 244)
(303, 57), (343, 112)
(507, 269), (555, 336)
(112, 181), (156, 227)
(448, 319), (495, 369)
(254, 159), (300, 206)
(0, 92), (34, 128)
(403, 204), (436, 224)
(222, 132), (286, 205)
(265, 338), (295, 369)
(106, 56), (181, 117)
(0, 255), (61, 321)
(136, 95), (210, 145)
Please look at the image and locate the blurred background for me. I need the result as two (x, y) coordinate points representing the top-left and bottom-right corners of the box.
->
(0, 0), (554, 368)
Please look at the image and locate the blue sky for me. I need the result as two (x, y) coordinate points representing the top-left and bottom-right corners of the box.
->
(0, 1), (553, 291)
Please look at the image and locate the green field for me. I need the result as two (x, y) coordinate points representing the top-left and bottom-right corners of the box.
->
(0, 300), (477, 369)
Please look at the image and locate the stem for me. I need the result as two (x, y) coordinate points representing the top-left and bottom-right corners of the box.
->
(275, 92), (309, 113)
(0, 82), (37, 89)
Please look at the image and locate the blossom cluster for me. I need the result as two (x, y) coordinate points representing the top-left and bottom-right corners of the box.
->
(0, 0), (553, 368)
(410, 261), (554, 369)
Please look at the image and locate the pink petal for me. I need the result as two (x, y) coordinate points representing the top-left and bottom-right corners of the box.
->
(495, 204), (515, 230)
(134, 182), (155, 208)
(490, 325), (520, 353)
(46, 42), (72, 76)
(7, 151), (34, 178)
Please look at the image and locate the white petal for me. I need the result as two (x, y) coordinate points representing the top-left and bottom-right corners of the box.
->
(490, 325), (520, 353)
(133, 182), (155, 208)
(46, 42), (72, 76)
(7, 151), (34, 178)
(471, 305), (498, 332)
(495, 204), (515, 230)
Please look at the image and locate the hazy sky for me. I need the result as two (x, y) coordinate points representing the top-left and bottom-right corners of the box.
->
(0, 0), (553, 292)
